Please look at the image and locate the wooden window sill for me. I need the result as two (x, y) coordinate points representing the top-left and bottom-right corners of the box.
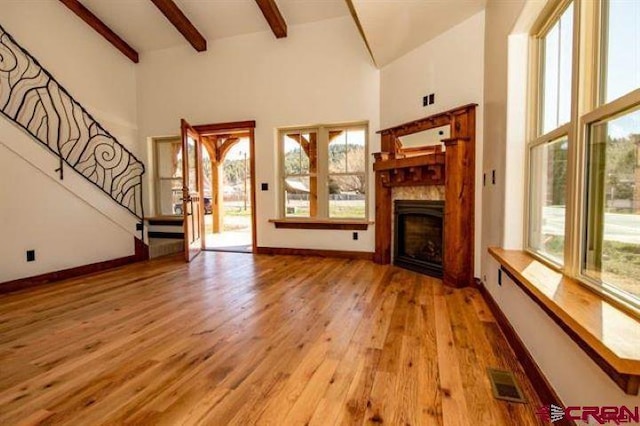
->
(269, 219), (372, 230)
(488, 247), (640, 395)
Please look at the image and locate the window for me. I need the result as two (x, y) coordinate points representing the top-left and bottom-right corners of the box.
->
(528, 136), (568, 264)
(328, 128), (366, 218)
(599, 0), (640, 105)
(584, 107), (640, 301)
(528, 1), (574, 264)
(153, 137), (183, 216)
(540, 2), (574, 134)
(282, 130), (315, 217)
(527, 0), (640, 309)
(279, 123), (368, 220)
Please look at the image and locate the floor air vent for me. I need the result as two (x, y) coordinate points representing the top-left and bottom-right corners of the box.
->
(487, 368), (527, 403)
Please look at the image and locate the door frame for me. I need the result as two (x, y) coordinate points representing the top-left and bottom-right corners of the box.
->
(181, 119), (205, 262)
(194, 120), (257, 253)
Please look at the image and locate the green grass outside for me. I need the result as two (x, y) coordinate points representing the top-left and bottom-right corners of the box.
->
(542, 234), (639, 300)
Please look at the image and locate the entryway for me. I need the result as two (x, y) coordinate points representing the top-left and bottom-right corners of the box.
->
(196, 122), (256, 254)
(202, 134), (253, 252)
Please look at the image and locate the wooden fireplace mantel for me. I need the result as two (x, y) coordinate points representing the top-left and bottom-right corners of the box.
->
(373, 148), (446, 187)
(373, 104), (476, 288)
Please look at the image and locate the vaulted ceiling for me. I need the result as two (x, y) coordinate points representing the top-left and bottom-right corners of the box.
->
(60, 0), (487, 67)
(351, 0), (487, 66)
(78, 0), (347, 52)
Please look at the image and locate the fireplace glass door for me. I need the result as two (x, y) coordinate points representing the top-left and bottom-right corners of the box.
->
(394, 200), (444, 277)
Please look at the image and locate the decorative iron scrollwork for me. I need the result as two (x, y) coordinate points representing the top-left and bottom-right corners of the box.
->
(0, 24), (145, 219)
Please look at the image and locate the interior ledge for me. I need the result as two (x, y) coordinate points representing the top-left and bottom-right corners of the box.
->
(488, 247), (640, 395)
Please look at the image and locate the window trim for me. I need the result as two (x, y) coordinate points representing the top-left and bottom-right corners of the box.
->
(277, 121), (369, 222)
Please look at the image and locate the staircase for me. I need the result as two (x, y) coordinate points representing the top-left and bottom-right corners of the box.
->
(0, 24), (145, 238)
(147, 217), (184, 258)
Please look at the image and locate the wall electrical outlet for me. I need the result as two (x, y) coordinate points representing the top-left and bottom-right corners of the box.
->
(498, 269), (502, 286)
(422, 93), (436, 107)
(352, 232), (358, 240)
(26, 250), (35, 262)
(261, 183), (268, 191)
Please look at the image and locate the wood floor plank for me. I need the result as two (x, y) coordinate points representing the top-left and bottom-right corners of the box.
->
(433, 284), (472, 426)
(0, 252), (545, 425)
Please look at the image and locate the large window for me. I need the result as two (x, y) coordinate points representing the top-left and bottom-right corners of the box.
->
(528, 0), (640, 308)
(279, 123), (368, 220)
(528, 1), (574, 265)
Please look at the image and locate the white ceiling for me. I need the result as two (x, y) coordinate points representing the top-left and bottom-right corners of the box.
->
(79, 0), (349, 53)
(352, 0), (486, 67)
(77, 0), (486, 67)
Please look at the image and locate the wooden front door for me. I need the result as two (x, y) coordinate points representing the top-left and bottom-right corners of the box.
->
(181, 119), (204, 262)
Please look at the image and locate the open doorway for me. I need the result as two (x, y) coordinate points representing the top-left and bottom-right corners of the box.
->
(199, 124), (256, 253)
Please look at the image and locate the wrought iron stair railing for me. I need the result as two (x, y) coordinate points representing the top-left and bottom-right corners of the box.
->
(0, 24), (145, 228)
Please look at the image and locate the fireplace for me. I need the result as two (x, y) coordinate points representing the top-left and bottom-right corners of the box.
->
(394, 200), (444, 277)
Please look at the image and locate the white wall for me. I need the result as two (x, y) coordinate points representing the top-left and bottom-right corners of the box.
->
(0, 1), (140, 282)
(136, 16), (380, 252)
(0, 144), (134, 282)
(380, 11), (486, 276)
(482, 0), (640, 407)
(481, 0), (527, 278)
(485, 260), (640, 407)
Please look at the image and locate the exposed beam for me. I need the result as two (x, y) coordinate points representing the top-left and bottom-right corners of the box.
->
(150, 0), (207, 52)
(254, 0), (287, 39)
(344, 0), (376, 66)
(58, 0), (139, 63)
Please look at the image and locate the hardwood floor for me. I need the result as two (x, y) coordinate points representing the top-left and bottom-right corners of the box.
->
(0, 253), (544, 425)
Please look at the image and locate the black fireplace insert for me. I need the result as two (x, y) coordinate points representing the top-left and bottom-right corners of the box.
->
(394, 200), (444, 277)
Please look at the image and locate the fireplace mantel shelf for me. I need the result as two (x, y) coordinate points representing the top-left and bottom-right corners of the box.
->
(372, 152), (445, 172)
(373, 151), (445, 187)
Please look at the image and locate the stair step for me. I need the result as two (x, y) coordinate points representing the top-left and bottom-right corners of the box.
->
(146, 217), (184, 226)
(149, 238), (183, 259)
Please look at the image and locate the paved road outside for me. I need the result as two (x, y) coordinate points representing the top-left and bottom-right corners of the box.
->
(542, 206), (640, 244)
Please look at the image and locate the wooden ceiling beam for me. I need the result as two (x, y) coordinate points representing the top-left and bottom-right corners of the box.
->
(58, 0), (139, 63)
(254, 0), (287, 39)
(150, 0), (207, 52)
(344, 0), (376, 66)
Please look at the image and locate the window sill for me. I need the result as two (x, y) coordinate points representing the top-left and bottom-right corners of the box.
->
(269, 219), (372, 230)
(488, 247), (640, 395)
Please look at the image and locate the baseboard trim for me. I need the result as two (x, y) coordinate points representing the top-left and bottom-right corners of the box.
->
(475, 280), (575, 426)
(255, 246), (374, 261)
(0, 237), (149, 294)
